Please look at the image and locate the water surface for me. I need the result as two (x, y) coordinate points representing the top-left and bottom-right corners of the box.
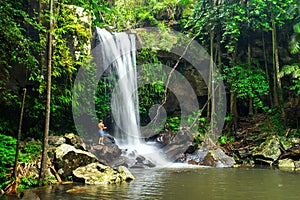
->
(8, 167), (300, 200)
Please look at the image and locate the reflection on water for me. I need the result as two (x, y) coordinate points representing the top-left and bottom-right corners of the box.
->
(4, 167), (300, 200)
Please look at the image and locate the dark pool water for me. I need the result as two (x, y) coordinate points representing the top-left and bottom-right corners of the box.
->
(3, 166), (300, 200)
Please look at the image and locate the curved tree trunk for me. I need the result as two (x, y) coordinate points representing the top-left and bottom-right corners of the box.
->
(13, 88), (27, 178)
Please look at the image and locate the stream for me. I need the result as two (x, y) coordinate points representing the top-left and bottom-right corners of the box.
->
(6, 166), (300, 200)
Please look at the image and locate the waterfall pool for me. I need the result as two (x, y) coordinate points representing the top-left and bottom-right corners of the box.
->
(7, 167), (300, 200)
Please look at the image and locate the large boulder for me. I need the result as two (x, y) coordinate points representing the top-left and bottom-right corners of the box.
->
(186, 149), (208, 165)
(54, 144), (99, 178)
(48, 135), (66, 147)
(161, 128), (194, 161)
(253, 136), (281, 165)
(278, 158), (295, 171)
(203, 148), (235, 167)
(295, 161), (300, 172)
(90, 143), (122, 166)
(64, 133), (87, 151)
(72, 162), (134, 184)
(130, 155), (156, 168)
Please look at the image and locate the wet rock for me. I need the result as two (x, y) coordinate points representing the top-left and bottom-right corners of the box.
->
(64, 133), (87, 151)
(278, 158), (295, 171)
(131, 155), (156, 168)
(90, 144), (122, 166)
(253, 136), (281, 164)
(54, 144), (99, 178)
(203, 148), (235, 167)
(186, 149), (208, 164)
(280, 138), (293, 151)
(117, 166), (135, 181)
(161, 128), (194, 161)
(294, 161), (300, 172)
(289, 137), (300, 145)
(72, 162), (134, 184)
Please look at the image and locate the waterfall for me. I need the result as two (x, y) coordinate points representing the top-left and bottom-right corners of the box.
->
(95, 28), (170, 167)
(95, 28), (141, 146)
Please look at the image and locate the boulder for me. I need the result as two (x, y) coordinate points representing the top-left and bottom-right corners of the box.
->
(64, 133), (87, 151)
(117, 166), (135, 181)
(90, 143), (122, 166)
(131, 155), (156, 168)
(253, 136), (281, 164)
(72, 162), (134, 184)
(54, 144), (99, 178)
(186, 149), (208, 164)
(48, 135), (66, 147)
(203, 148), (235, 167)
(280, 138), (293, 151)
(161, 128), (194, 161)
(278, 158), (295, 171)
(294, 161), (300, 172)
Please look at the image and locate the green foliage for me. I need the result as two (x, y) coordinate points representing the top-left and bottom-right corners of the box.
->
(18, 175), (39, 190)
(194, 134), (202, 145)
(0, 0), (41, 136)
(21, 140), (42, 161)
(167, 116), (180, 132)
(95, 78), (113, 121)
(99, 0), (192, 30)
(280, 64), (300, 95)
(223, 63), (269, 110)
(0, 134), (42, 189)
(269, 113), (285, 136)
(280, 9), (300, 95)
(0, 134), (17, 187)
(187, 110), (208, 135)
(261, 111), (285, 136)
(137, 49), (166, 121)
(218, 135), (235, 145)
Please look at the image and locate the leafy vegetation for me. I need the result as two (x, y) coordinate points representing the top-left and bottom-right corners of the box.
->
(0, 134), (41, 189)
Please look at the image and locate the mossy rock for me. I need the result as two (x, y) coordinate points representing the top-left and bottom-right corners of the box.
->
(278, 158), (295, 171)
(253, 136), (281, 164)
(73, 163), (134, 184)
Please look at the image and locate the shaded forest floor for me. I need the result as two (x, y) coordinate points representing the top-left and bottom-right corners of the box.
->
(221, 103), (300, 166)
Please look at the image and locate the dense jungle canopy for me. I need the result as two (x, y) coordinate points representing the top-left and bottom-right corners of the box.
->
(1, 0), (299, 138)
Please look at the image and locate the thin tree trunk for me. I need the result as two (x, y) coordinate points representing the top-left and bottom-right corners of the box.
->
(39, 0), (53, 185)
(249, 97), (253, 116)
(207, 31), (214, 120)
(272, 19), (280, 107)
(262, 31), (273, 108)
(247, 42), (254, 115)
(230, 92), (238, 130)
(13, 88), (27, 178)
(230, 44), (238, 130)
(271, 19), (286, 124)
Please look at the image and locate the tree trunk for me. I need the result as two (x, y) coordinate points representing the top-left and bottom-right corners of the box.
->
(230, 92), (238, 130)
(207, 31), (214, 120)
(210, 30), (216, 140)
(249, 97), (253, 116)
(13, 88), (27, 178)
(39, 0), (53, 185)
(272, 19), (280, 107)
(271, 19), (286, 125)
(262, 31), (273, 108)
(247, 42), (254, 115)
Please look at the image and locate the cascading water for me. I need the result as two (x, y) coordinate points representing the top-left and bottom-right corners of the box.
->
(95, 28), (169, 167)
